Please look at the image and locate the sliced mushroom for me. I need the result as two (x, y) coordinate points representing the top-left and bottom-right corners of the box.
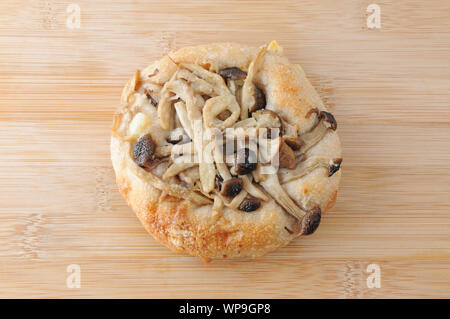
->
(214, 137), (232, 181)
(144, 88), (158, 107)
(157, 71), (178, 130)
(156, 144), (173, 158)
(174, 101), (193, 139)
(213, 195), (224, 215)
(258, 137), (296, 169)
(301, 206), (322, 235)
(260, 173), (306, 221)
(278, 138), (296, 169)
(241, 46), (266, 119)
(299, 108), (337, 153)
(252, 109), (281, 129)
(170, 141), (195, 158)
(238, 197), (261, 212)
(328, 158), (342, 177)
(180, 63), (230, 96)
(283, 136), (303, 151)
(235, 147), (258, 175)
(260, 172), (321, 234)
(220, 177), (243, 197)
(217, 109), (232, 121)
(162, 155), (197, 180)
(240, 175), (268, 201)
(198, 139), (216, 193)
(166, 127), (187, 144)
(178, 166), (200, 187)
(144, 171), (211, 206)
(121, 69), (140, 105)
(250, 86), (266, 113)
(133, 134), (156, 169)
(233, 118), (257, 128)
(279, 156), (342, 184)
(203, 95), (240, 130)
(219, 67), (247, 80)
(175, 80), (215, 194)
(281, 119), (298, 138)
(177, 68), (216, 96)
(219, 189), (248, 210)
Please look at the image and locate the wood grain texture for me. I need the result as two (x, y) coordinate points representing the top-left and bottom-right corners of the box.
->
(1, 0), (449, 298)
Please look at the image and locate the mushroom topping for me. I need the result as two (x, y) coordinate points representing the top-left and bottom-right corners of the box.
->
(283, 136), (303, 151)
(177, 68), (216, 96)
(218, 67), (247, 80)
(203, 95), (241, 130)
(259, 172), (322, 234)
(279, 156), (343, 184)
(235, 147), (258, 175)
(144, 88), (158, 107)
(178, 167), (200, 187)
(120, 48), (340, 228)
(180, 63), (230, 96)
(252, 109), (281, 138)
(250, 87), (266, 113)
(238, 197), (261, 212)
(260, 173), (306, 220)
(217, 109), (232, 121)
(301, 206), (322, 235)
(252, 109), (281, 128)
(167, 128), (187, 144)
(328, 158), (342, 177)
(278, 138), (296, 169)
(220, 177), (243, 197)
(233, 118), (257, 128)
(174, 101), (193, 139)
(162, 155), (197, 180)
(241, 46), (266, 119)
(133, 134), (156, 169)
(258, 137), (296, 169)
(157, 72), (179, 130)
(299, 108), (337, 153)
(240, 175), (268, 201)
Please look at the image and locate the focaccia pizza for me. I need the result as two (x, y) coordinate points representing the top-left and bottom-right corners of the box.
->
(111, 41), (342, 261)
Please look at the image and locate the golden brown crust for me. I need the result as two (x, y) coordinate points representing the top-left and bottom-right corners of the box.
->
(111, 42), (342, 259)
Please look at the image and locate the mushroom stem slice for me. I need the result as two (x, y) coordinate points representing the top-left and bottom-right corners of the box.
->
(180, 63), (230, 96)
(178, 166), (200, 186)
(228, 190), (248, 210)
(162, 156), (197, 180)
(157, 70), (179, 130)
(174, 101), (193, 139)
(240, 175), (269, 201)
(233, 118), (257, 128)
(198, 140), (216, 193)
(171, 142), (195, 159)
(177, 68), (216, 96)
(214, 137), (232, 181)
(279, 156), (335, 184)
(260, 173), (306, 220)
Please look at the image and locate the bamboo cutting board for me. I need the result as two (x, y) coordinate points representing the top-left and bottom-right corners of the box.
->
(1, 0), (449, 298)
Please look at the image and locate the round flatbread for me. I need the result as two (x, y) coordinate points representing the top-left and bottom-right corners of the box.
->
(111, 41), (342, 261)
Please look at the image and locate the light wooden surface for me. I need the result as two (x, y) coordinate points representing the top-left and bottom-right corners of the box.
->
(1, 0), (449, 298)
